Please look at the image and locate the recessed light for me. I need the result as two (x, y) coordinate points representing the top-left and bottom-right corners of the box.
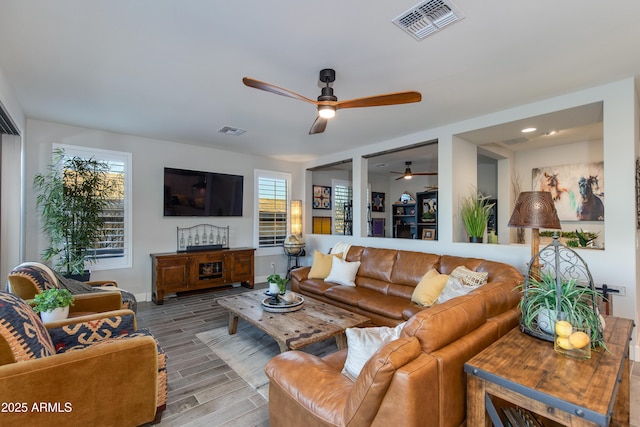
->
(374, 163), (388, 168)
(521, 127), (537, 133)
(545, 130), (558, 136)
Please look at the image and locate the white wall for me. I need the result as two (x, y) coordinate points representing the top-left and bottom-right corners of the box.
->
(23, 119), (303, 301)
(300, 78), (640, 360)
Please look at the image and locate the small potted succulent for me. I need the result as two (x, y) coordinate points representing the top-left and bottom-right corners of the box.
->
(32, 288), (74, 322)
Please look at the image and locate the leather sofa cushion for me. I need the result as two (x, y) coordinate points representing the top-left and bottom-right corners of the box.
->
(390, 250), (441, 287)
(298, 278), (334, 297)
(357, 247), (397, 283)
(357, 293), (413, 321)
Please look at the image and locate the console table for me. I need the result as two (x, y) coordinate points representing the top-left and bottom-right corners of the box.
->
(150, 247), (254, 305)
(465, 317), (634, 426)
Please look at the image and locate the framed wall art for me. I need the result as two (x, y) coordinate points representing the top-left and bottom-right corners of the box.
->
(371, 192), (385, 212)
(422, 229), (435, 240)
(532, 161), (604, 221)
(313, 185), (331, 210)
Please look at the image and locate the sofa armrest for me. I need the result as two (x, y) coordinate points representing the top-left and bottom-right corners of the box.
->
(371, 352), (440, 427)
(69, 291), (123, 313)
(0, 335), (159, 426)
(265, 350), (353, 426)
(290, 266), (311, 292)
(344, 337), (421, 425)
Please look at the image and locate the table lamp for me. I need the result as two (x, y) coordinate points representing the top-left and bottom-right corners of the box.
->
(508, 191), (561, 267)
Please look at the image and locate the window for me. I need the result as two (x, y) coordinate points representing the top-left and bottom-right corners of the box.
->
(255, 170), (291, 254)
(55, 144), (132, 270)
(333, 180), (352, 235)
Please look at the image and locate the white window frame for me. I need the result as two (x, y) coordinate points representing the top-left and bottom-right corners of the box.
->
(332, 179), (352, 235)
(254, 169), (291, 256)
(54, 144), (132, 271)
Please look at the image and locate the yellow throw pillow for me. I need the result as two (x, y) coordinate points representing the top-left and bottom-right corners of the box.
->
(308, 250), (342, 279)
(411, 269), (449, 307)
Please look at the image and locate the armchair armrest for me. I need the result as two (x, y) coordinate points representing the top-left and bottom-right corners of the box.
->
(70, 291), (122, 313)
(0, 335), (159, 426)
(85, 280), (119, 287)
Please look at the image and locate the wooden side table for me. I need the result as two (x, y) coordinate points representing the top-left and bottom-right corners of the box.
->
(465, 317), (634, 426)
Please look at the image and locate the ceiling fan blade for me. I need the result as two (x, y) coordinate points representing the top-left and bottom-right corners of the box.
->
(336, 91), (422, 109)
(412, 172), (438, 176)
(242, 77), (318, 105)
(395, 175), (407, 181)
(309, 116), (328, 134)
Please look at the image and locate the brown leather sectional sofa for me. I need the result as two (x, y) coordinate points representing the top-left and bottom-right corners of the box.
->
(267, 245), (524, 427)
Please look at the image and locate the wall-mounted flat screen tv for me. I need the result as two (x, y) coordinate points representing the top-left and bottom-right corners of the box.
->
(164, 167), (243, 217)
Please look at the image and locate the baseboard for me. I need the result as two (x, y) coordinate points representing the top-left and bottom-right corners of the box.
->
(632, 344), (639, 362)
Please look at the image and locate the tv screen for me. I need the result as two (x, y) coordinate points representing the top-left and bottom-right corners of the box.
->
(164, 167), (243, 217)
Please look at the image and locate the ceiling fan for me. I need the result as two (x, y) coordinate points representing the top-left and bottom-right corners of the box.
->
(391, 161), (438, 180)
(242, 69), (421, 135)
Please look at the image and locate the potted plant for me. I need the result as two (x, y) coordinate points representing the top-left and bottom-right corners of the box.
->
(267, 273), (289, 295)
(460, 189), (494, 243)
(32, 288), (74, 322)
(519, 271), (605, 349)
(33, 148), (117, 280)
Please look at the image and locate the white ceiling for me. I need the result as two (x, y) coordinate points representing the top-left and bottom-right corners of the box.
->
(0, 1), (638, 163)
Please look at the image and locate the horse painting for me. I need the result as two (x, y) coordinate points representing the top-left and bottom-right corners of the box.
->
(540, 172), (568, 201)
(577, 175), (604, 221)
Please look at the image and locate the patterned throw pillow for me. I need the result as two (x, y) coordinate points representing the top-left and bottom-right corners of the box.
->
(48, 313), (137, 353)
(0, 291), (55, 361)
(449, 265), (488, 287)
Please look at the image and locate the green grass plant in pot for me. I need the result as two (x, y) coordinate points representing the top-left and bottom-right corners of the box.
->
(33, 148), (118, 280)
(32, 288), (75, 322)
(460, 189), (494, 243)
(519, 271), (605, 350)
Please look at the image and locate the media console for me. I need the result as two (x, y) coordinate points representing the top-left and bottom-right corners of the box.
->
(150, 247), (255, 305)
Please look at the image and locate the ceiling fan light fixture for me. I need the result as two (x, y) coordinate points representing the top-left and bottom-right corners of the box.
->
(404, 175), (413, 180)
(318, 105), (336, 119)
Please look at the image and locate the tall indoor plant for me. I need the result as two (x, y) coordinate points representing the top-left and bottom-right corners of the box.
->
(460, 189), (494, 243)
(34, 148), (117, 279)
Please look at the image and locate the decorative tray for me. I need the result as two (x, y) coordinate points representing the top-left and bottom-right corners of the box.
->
(261, 295), (304, 313)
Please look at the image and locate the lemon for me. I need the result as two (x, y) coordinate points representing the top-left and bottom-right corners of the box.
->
(568, 331), (590, 349)
(556, 337), (574, 350)
(555, 320), (573, 338)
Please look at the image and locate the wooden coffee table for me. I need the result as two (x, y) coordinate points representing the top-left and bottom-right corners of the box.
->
(216, 289), (370, 352)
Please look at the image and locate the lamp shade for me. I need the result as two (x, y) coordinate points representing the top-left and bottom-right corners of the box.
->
(508, 191), (561, 230)
(290, 200), (302, 236)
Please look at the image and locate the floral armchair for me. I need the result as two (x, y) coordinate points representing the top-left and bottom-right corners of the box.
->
(7, 262), (137, 312)
(0, 290), (166, 426)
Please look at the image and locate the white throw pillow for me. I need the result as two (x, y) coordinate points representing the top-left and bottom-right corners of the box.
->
(436, 276), (479, 304)
(341, 322), (405, 381)
(325, 257), (361, 287)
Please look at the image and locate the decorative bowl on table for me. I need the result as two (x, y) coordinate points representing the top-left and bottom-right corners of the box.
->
(261, 294), (304, 313)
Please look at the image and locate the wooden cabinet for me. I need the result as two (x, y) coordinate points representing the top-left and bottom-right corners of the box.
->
(151, 248), (255, 305)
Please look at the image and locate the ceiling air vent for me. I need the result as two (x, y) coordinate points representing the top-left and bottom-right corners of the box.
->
(217, 126), (246, 136)
(392, 0), (464, 41)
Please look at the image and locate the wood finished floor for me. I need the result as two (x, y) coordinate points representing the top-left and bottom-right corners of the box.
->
(137, 283), (270, 427)
(137, 284), (640, 427)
